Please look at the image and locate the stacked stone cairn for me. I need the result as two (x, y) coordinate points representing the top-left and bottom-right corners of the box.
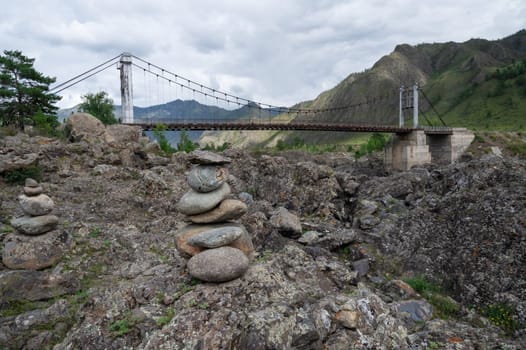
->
(2, 178), (69, 270)
(175, 151), (254, 283)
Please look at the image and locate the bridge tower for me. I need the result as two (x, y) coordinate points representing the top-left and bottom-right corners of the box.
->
(399, 83), (419, 128)
(119, 53), (134, 124)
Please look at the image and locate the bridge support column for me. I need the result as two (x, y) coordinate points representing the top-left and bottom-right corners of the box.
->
(385, 128), (474, 171)
(426, 128), (474, 164)
(119, 53), (134, 124)
(385, 130), (430, 171)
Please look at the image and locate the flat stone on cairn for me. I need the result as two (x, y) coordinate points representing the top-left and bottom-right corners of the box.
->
(2, 178), (69, 270)
(175, 152), (254, 283)
(24, 178), (43, 196)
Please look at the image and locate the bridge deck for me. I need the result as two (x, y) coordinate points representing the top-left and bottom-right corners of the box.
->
(129, 121), (453, 134)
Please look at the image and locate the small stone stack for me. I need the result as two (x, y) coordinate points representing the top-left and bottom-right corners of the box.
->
(2, 178), (69, 270)
(175, 151), (254, 283)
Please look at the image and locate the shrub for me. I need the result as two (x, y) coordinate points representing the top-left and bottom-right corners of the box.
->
(2, 165), (42, 184)
(482, 304), (521, 335)
(152, 123), (175, 154)
(176, 130), (197, 153)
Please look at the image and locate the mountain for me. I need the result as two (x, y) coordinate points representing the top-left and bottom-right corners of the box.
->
(284, 29), (526, 144)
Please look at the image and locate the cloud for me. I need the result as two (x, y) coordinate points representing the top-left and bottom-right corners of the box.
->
(1, 0), (524, 109)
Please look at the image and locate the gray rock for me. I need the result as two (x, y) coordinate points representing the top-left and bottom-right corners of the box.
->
(10, 215), (58, 235)
(187, 165), (228, 193)
(64, 112), (106, 143)
(18, 194), (54, 216)
(270, 207), (302, 238)
(188, 150), (232, 165)
(23, 186), (43, 196)
(0, 270), (79, 302)
(187, 226), (243, 248)
(0, 152), (38, 173)
(238, 192), (254, 204)
(25, 178), (39, 187)
(396, 300), (433, 322)
(187, 199), (247, 224)
(298, 230), (322, 244)
(177, 183), (231, 215)
(187, 247), (249, 282)
(2, 230), (70, 270)
(352, 258), (369, 278)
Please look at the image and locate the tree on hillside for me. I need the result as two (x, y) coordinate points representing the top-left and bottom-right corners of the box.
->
(0, 50), (61, 130)
(79, 91), (118, 125)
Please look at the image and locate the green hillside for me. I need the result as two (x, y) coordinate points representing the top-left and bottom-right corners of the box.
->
(273, 29), (526, 145)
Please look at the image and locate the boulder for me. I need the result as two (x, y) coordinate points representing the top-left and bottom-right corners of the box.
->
(187, 199), (247, 224)
(10, 215), (58, 235)
(396, 300), (433, 322)
(2, 230), (70, 270)
(187, 226), (244, 248)
(64, 113), (106, 142)
(187, 165), (228, 193)
(270, 207), (302, 238)
(187, 247), (249, 282)
(175, 223), (254, 258)
(18, 194), (54, 216)
(0, 270), (79, 302)
(104, 124), (142, 147)
(177, 183), (231, 215)
(0, 152), (39, 174)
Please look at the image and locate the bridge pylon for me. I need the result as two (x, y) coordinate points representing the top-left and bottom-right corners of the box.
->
(119, 53), (134, 124)
(399, 83), (419, 128)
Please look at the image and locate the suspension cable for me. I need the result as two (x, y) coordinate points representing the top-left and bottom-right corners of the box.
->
(50, 54), (122, 92)
(51, 62), (117, 94)
(420, 89), (447, 127)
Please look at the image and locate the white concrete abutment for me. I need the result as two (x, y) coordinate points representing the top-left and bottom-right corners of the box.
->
(385, 128), (474, 171)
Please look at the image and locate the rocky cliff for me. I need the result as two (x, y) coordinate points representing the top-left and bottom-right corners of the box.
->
(0, 120), (525, 349)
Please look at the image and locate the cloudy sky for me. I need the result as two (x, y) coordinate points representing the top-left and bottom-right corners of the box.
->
(1, 0), (525, 109)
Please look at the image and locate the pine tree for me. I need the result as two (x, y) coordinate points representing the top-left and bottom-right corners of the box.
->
(0, 50), (60, 130)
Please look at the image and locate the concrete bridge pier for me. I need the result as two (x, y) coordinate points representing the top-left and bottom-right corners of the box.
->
(385, 128), (474, 171)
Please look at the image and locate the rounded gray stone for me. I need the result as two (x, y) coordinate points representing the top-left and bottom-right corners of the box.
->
(25, 178), (39, 187)
(177, 183), (231, 215)
(2, 230), (70, 270)
(11, 215), (59, 235)
(18, 194), (54, 216)
(187, 165), (228, 193)
(187, 226), (243, 248)
(187, 247), (249, 282)
(24, 186), (43, 196)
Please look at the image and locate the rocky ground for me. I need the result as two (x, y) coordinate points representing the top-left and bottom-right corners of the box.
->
(0, 117), (525, 349)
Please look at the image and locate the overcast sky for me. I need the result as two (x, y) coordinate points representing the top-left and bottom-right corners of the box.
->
(1, 0), (525, 109)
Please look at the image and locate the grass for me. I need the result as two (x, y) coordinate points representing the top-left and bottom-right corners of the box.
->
(404, 276), (460, 319)
(109, 313), (141, 337)
(156, 308), (175, 327)
(506, 140), (526, 156)
(173, 280), (198, 301)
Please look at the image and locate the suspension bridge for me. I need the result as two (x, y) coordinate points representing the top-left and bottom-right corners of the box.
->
(50, 53), (474, 170)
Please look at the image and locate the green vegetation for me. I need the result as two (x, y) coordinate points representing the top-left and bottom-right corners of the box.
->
(274, 136), (338, 153)
(173, 280), (199, 301)
(404, 276), (460, 319)
(79, 91), (118, 125)
(202, 142), (229, 151)
(176, 130), (198, 153)
(88, 228), (101, 238)
(156, 308), (174, 327)
(2, 165), (42, 184)
(506, 140), (526, 156)
(152, 125), (198, 155)
(354, 133), (388, 159)
(482, 303), (521, 335)
(0, 50), (60, 131)
(109, 313), (141, 337)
